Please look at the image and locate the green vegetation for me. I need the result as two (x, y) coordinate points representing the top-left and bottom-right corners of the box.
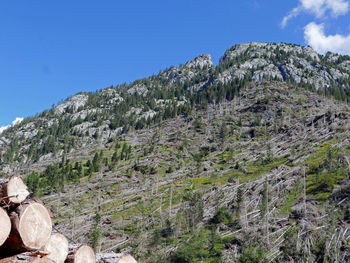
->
(25, 142), (132, 195)
(3, 43), (350, 262)
(305, 143), (346, 200)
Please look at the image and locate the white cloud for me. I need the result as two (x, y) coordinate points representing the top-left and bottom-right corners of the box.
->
(0, 125), (10, 134)
(304, 22), (350, 54)
(281, 0), (349, 27)
(0, 117), (24, 134)
(281, 6), (303, 28)
(12, 117), (24, 126)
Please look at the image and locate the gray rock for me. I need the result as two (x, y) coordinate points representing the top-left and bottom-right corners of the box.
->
(127, 84), (148, 96)
(54, 94), (88, 114)
(185, 54), (213, 69)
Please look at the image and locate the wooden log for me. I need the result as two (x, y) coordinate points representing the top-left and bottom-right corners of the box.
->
(65, 245), (95, 263)
(0, 176), (29, 205)
(0, 252), (54, 263)
(118, 255), (137, 263)
(96, 252), (137, 263)
(42, 233), (68, 263)
(0, 207), (11, 247)
(0, 200), (52, 256)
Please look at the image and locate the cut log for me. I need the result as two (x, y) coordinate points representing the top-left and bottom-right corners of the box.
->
(96, 252), (137, 263)
(0, 176), (29, 205)
(118, 255), (137, 263)
(0, 207), (11, 247)
(0, 200), (52, 255)
(42, 233), (68, 263)
(0, 252), (54, 263)
(65, 244), (95, 263)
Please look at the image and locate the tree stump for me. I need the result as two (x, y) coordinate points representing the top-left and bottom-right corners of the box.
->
(42, 233), (68, 263)
(0, 200), (52, 256)
(0, 176), (29, 205)
(65, 245), (95, 263)
(0, 207), (11, 247)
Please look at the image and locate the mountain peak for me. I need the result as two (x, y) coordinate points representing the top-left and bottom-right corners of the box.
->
(220, 42), (320, 64)
(185, 54), (213, 69)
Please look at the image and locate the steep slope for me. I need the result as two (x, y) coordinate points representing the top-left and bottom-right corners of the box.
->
(1, 42), (350, 174)
(1, 42), (350, 262)
(22, 82), (350, 262)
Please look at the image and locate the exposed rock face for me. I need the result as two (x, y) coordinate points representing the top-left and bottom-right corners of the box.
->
(127, 84), (149, 96)
(185, 54), (213, 69)
(161, 54), (213, 89)
(216, 42), (349, 90)
(1, 42), (350, 172)
(54, 94), (88, 114)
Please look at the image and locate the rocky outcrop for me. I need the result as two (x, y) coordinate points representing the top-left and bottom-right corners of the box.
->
(54, 94), (88, 114)
(185, 54), (213, 69)
(217, 42), (350, 90)
(1, 42), (350, 172)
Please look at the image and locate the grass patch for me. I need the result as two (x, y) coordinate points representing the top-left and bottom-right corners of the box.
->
(279, 181), (302, 215)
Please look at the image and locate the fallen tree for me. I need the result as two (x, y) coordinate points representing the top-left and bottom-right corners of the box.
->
(96, 252), (137, 263)
(0, 252), (54, 263)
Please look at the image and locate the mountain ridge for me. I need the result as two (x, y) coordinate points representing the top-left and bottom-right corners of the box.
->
(1, 42), (350, 262)
(1, 42), (350, 173)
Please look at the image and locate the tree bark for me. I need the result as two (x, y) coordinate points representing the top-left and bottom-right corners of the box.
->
(65, 245), (95, 263)
(0, 176), (29, 205)
(42, 233), (68, 263)
(0, 200), (52, 256)
(0, 252), (54, 263)
(0, 207), (11, 247)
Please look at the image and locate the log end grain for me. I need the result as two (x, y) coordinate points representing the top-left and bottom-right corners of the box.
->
(19, 202), (52, 250)
(0, 207), (11, 247)
(118, 254), (138, 263)
(43, 233), (68, 263)
(66, 244), (95, 263)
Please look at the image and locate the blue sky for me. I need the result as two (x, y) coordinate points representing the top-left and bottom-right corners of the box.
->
(0, 0), (349, 129)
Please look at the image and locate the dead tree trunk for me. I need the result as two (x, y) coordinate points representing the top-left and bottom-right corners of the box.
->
(0, 176), (29, 205)
(0, 207), (11, 247)
(65, 245), (95, 263)
(0, 252), (54, 263)
(0, 200), (52, 256)
(42, 233), (68, 263)
(96, 253), (137, 263)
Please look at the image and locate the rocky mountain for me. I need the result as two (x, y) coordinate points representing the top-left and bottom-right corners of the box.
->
(1, 42), (350, 173)
(1, 42), (350, 262)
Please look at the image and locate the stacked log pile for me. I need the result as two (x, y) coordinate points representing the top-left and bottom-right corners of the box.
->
(0, 176), (137, 263)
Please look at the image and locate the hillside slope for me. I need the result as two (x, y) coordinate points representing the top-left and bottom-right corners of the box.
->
(1, 42), (350, 173)
(35, 82), (350, 262)
(1, 43), (350, 262)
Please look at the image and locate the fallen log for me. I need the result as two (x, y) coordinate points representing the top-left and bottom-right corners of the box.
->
(0, 200), (52, 255)
(0, 252), (54, 263)
(0, 207), (11, 247)
(42, 233), (68, 263)
(96, 252), (137, 263)
(0, 176), (29, 205)
(65, 244), (95, 263)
